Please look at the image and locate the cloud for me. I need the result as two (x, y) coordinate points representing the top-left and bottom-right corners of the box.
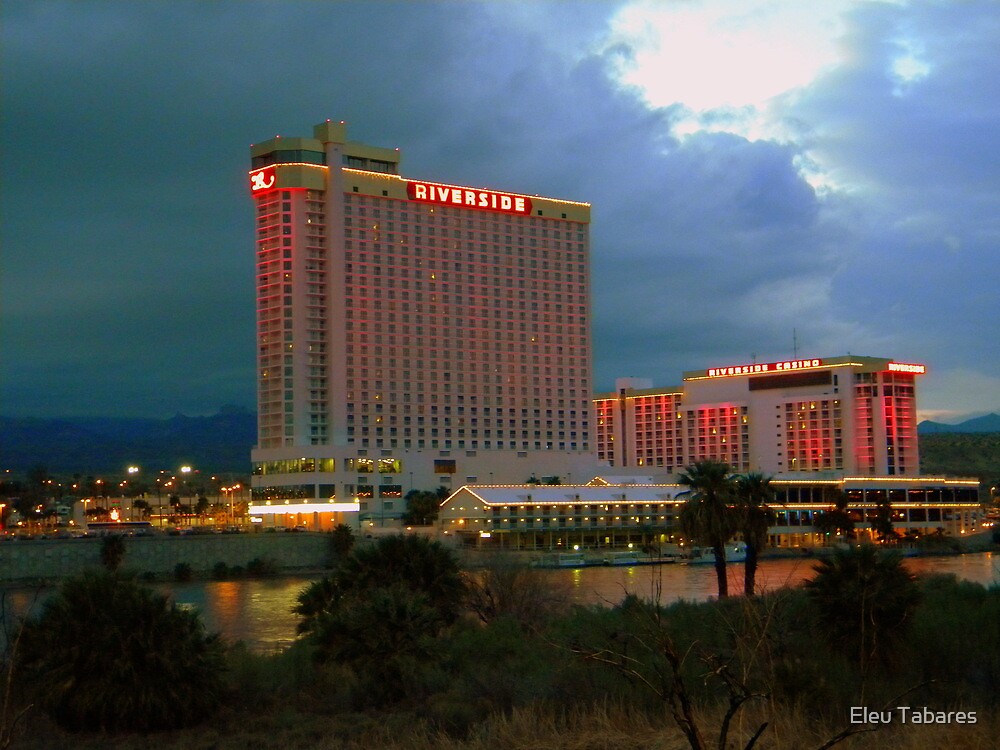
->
(0, 0), (997, 421)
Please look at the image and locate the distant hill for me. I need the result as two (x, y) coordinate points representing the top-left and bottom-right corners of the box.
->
(919, 413), (1000, 434)
(0, 408), (257, 474)
(919, 432), (1000, 488)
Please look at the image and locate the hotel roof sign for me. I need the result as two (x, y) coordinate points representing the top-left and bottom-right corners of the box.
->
(406, 180), (533, 215)
(685, 358), (824, 381)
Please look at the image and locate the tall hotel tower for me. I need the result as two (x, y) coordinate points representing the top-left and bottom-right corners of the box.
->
(248, 121), (597, 527)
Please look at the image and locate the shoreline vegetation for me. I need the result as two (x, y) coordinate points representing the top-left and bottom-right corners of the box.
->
(3, 535), (999, 750)
(1, 527), (996, 590)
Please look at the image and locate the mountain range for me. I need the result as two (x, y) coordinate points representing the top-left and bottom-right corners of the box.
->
(0, 407), (257, 474)
(917, 413), (1000, 434)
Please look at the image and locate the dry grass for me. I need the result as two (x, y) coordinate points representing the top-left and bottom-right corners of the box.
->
(10, 702), (999, 750)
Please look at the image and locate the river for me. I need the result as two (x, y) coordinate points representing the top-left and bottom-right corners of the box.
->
(4, 553), (998, 652)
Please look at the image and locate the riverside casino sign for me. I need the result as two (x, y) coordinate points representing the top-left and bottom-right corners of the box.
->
(702, 358), (824, 379)
(692, 358), (928, 380)
(407, 180), (533, 215)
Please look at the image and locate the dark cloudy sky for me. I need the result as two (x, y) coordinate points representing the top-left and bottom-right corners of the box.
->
(2, 0), (997, 422)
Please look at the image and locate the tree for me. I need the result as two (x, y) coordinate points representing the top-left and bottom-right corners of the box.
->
(733, 473), (776, 597)
(295, 534), (465, 642)
(132, 499), (150, 519)
(871, 496), (896, 543)
(403, 489), (440, 525)
(678, 461), (738, 598)
(804, 545), (920, 673)
(328, 523), (355, 563)
(15, 571), (224, 732)
(465, 556), (570, 632)
(99, 535), (126, 572)
(26, 466), (49, 502)
(309, 584), (444, 705)
(194, 496), (210, 518)
(813, 487), (855, 541)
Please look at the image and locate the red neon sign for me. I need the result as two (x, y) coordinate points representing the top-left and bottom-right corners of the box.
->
(407, 180), (532, 215)
(704, 358), (823, 379)
(249, 166), (277, 194)
(886, 362), (926, 374)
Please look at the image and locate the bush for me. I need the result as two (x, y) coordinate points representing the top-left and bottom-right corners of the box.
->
(804, 545), (920, 672)
(328, 523), (355, 564)
(174, 562), (193, 582)
(296, 535), (465, 637)
(464, 556), (570, 632)
(15, 571), (225, 732)
(212, 561), (230, 579)
(99, 535), (126, 572)
(247, 557), (278, 576)
(295, 535), (466, 706)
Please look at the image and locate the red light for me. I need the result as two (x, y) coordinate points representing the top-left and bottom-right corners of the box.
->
(886, 362), (926, 374)
(249, 166), (277, 195)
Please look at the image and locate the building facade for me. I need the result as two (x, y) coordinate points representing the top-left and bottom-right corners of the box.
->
(437, 475), (983, 551)
(594, 355), (925, 476)
(248, 121), (598, 528)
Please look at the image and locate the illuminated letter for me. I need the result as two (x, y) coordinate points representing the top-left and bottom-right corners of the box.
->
(479, 192), (489, 207)
(465, 190), (476, 205)
(501, 195), (512, 210)
(515, 197), (526, 212)
(414, 183), (427, 199)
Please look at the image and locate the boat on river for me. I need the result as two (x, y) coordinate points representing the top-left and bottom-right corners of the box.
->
(532, 552), (590, 568)
(602, 550), (641, 566)
(682, 541), (747, 564)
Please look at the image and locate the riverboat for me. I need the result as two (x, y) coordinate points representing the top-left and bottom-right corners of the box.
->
(532, 552), (590, 568)
(602, 550), (641, 566)
(682, 541), (747, 564)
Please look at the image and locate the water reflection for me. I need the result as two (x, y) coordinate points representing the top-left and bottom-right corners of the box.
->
(160, 577), (309, 651)
(3, 553), (997, 652)
(174, 553), (998, 649)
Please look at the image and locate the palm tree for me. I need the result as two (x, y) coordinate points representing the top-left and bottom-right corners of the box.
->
(678, 460), (738, 598)
(733, 472), (776, 597)
(814, 486), (855, 542)
(805, 545), (920, 673)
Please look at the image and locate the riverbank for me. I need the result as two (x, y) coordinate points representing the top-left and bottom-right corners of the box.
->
(0, 532), (333, 584)
(9, 564), (1000, 750)
(3, 530), (996, 585)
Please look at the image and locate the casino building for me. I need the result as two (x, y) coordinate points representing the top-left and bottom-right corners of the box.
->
(436, 355), (983, 550)
(594, 355), (926, 476)
(582, 355), (984, 548)
(248, 121), (598, 528)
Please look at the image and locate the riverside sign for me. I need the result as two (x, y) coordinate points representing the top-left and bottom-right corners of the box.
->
(407, 180), (532, 215)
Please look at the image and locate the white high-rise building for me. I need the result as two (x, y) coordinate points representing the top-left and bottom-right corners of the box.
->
(248, 121), (598, 528)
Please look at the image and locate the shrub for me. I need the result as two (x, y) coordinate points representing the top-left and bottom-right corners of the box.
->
(311, 584), (446, 706)
(212, 561), (230, 579)
(99, 535), (126, 572)
(295, 534), (466, 707)
(15, 571), (224, 732)
(296, 535), (465, 637)
(804, 545), (920, 672)
(464, 556), (570, 632)
(174, 562), (193, 582)
(247, 556), (278, 576)
(329, 523), (355, 564)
